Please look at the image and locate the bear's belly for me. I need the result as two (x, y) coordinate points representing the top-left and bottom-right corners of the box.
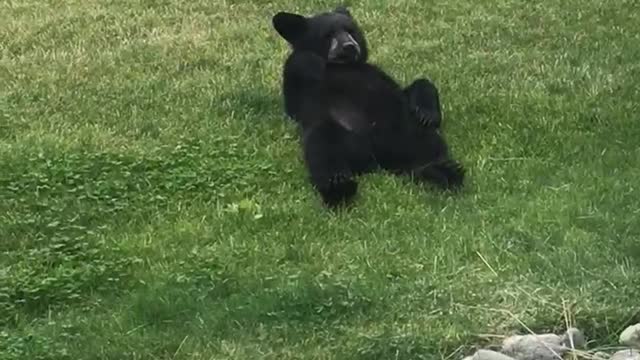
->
(327, 64), (404, 98)
(325, 73), (408, 133)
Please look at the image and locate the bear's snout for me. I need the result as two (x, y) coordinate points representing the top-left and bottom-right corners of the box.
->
(328, 32), (361, 63)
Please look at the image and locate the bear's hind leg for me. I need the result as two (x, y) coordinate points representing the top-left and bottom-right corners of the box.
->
(302, 121), (359, 208)
(400, 130), (465, 190)
(404, 78), (442, 129)
(411, 158), (465, 190)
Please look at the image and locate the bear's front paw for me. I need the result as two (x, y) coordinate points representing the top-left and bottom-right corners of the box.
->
(414, 106), (441, 129)
(317, 174), (358, 208)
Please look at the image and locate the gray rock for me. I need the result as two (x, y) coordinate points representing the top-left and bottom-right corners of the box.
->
(463, 349), (517, 360)
(594, 351), (612, 360)
(611, 349), (640, 360)
(620, 324), (640, 348)
(562, 327), (586, 349)
(502, 333), (567, 360)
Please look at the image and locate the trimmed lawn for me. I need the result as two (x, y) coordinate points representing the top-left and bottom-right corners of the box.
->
(1, 0), (638, 358)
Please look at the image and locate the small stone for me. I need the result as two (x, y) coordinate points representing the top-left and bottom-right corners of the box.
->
(620, 324), (640, 348)
(465, 349), (516, 360)
(562, 327), (586, 349)
(611, 349), (640, 360)
(502, 333), (567, 360)
(594, 351), (611, 360)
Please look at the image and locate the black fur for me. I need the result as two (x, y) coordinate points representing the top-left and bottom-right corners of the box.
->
(273, 7), (465, 208)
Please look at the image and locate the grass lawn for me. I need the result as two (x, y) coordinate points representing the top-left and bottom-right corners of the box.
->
(1, 0), (639, 359)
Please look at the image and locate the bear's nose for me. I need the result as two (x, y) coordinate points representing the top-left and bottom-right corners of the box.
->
(342, 42), (359, 58)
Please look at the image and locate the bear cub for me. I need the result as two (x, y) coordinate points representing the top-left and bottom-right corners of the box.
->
(272, 6), (465, 208)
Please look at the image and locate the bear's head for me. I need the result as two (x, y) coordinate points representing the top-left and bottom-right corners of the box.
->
(272, 6), (369, 64)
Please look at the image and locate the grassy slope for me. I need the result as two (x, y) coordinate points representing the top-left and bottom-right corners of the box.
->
(1, 0), (639, 359)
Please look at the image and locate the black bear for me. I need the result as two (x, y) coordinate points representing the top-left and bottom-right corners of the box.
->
(272, 6), (465, 208)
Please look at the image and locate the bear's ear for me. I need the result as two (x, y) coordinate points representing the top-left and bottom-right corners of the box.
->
(272, 12), (308, 43)
(334, 5), (352, 17)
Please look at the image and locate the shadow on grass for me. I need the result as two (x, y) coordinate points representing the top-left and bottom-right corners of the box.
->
(128, 271), (377, 334)
(0, 138), (278, 252)
(0, 139), (279, 325)
(0, 233), (138, 328)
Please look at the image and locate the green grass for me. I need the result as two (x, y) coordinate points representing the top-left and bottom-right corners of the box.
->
(1, 0), (639, 359)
